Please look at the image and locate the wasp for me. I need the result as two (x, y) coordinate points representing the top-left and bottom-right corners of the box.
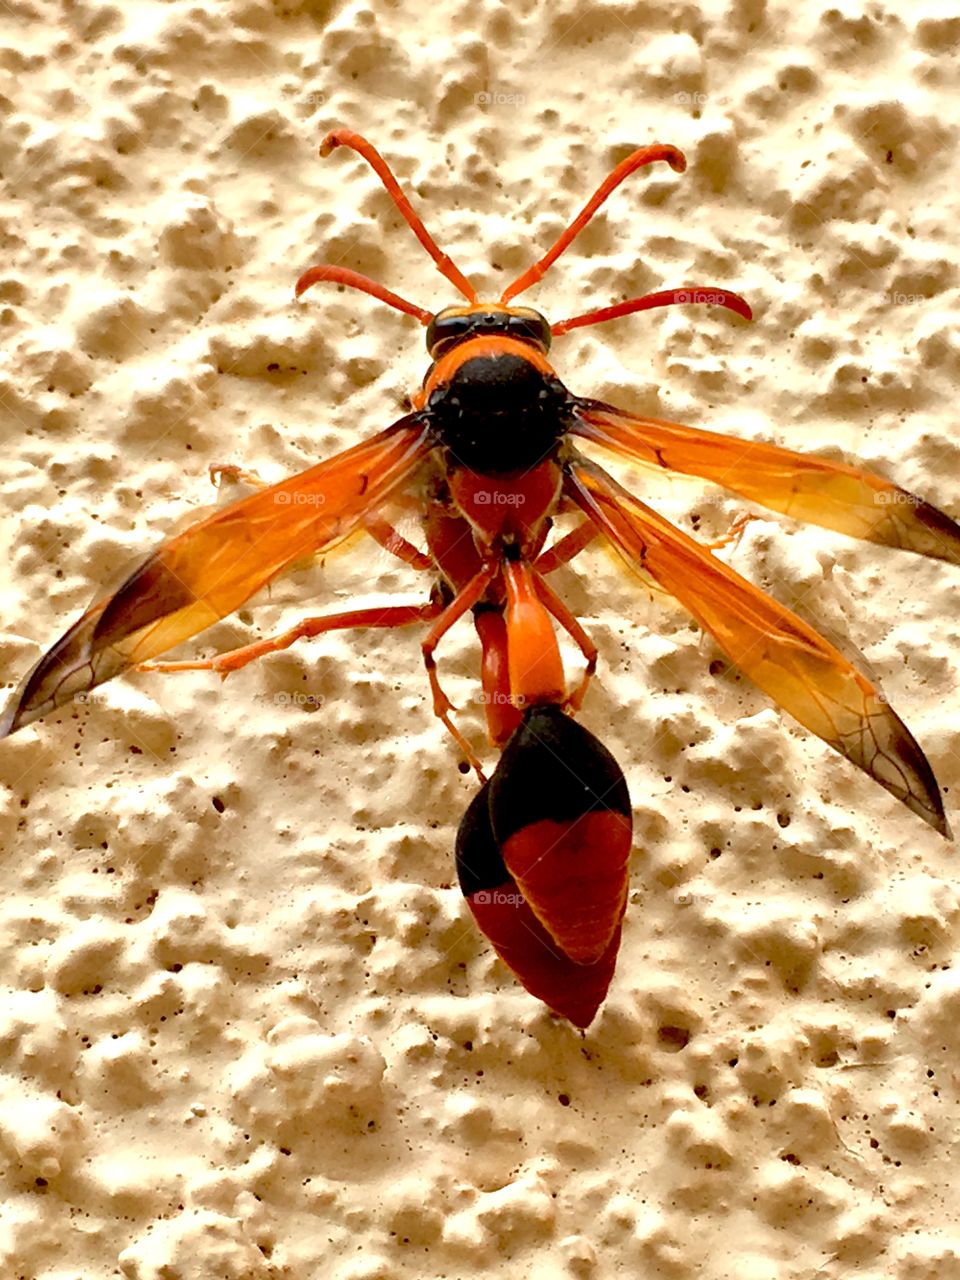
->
(4, 130), (956, 1027)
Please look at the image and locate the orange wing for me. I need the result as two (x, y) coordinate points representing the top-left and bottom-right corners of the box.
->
(1, 416), (432, 736)
(566, 454), (949, 836)
(572, 399), (960, 564)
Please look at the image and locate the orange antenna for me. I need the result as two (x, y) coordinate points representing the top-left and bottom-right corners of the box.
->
(501, 143), (686, 304)
(552, 287), (752, 335)
(320, 128), (478, 304)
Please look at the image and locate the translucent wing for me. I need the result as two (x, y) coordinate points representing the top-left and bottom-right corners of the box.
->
(2, 416), (432, 735)
(572, 399), (960, 564)
(566, 454), (949, 836)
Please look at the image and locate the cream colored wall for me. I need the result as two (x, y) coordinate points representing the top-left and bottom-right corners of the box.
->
(0, 1), (958, 1277)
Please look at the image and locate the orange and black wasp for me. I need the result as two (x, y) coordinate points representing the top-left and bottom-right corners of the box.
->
(4, 130), (957, 1027)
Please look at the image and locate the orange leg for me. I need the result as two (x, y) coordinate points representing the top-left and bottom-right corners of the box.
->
(703, 511), (758, 552)
(209, 463), (269, 490)
(532, 572), (598, 714)
(421, 561), (499, 777)
(363, 512), (434, 572)
(140, 600), (443, 679)
(533, 519), (599, 575)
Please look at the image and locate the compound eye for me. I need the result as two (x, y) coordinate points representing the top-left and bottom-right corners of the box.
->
(506, 312), (552, 351)
(427, 313), (472, 356)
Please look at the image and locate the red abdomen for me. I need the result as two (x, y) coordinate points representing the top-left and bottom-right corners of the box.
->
(456, 705), (632, 1027)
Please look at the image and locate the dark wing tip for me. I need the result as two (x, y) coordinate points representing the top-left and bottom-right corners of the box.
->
(0, 698), (20, 738)
(0, 663), (49, 739)
(0, 676), (58, 739)
(901, 787), (952, 840)
(915, 795), (952, 841)
(912, 496), (960, 567)
(873, 706), (951, 839)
